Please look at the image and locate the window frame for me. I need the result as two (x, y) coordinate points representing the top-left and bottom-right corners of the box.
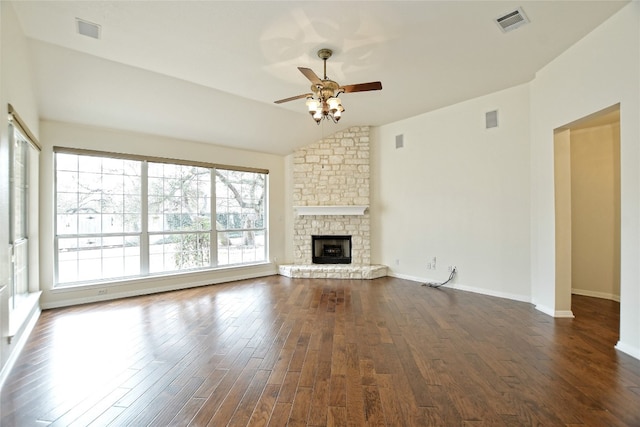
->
(53, 147), (269, 287)
(7, 104), (42, 339)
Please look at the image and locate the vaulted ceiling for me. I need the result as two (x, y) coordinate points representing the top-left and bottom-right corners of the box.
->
(11, 1), (628, 155)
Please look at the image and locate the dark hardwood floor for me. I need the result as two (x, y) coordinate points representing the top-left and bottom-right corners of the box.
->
(2, 276), (639, 426)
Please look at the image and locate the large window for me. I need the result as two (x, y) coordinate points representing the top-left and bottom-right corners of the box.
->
(55, 149), (267, 287)
(7, 105), (41, 338)
(9, 122), (36, 308)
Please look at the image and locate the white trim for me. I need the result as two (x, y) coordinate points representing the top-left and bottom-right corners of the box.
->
(8, 291), (42, 339)
(572, 288), (620, 302)
(534, 304), (574, 318)
(554, 310), (575, 318)
(389, 271), (428, 283)
(41, 265), (277, 309)
(50, 261), (273, 293)
(388, 272), (531, 303)
(615, 341), (640, 361)
(534, 304), (556, 317)
(0, 305), (41, 391)
(445, 282), (531, 304)
(294, 206), (368, 216)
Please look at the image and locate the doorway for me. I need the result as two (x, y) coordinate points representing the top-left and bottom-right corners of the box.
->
(554, 104), (621, 320)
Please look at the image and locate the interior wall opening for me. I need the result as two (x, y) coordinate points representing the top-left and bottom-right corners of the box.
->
(554, 104), (621, 327)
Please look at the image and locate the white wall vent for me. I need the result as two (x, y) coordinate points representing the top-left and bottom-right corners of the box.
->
(495, 7), (529, 33)
(76, 18), (101, 39)
(486, 110), (499, 129)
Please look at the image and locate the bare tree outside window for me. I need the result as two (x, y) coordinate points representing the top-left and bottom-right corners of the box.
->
(216, 169), (266, 265)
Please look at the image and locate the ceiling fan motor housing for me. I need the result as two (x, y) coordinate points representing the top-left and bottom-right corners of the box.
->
(312, 80), (340, 99)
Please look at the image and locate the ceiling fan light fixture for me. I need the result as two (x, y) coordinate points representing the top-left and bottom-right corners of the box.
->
(306, 97), (320, 113)
(327, 96), (341, 113)
(274, 48), (382, 125)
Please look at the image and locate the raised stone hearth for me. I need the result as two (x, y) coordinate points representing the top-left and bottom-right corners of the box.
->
(278, 264), (387, 280)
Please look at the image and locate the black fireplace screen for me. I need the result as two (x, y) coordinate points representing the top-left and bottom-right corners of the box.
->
(312, 235), (352, 264)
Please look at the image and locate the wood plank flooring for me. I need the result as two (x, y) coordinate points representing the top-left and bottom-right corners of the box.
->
(2, 276), (639, 426)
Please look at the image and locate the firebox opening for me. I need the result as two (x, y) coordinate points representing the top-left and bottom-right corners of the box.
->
(312, 235), (352, 264)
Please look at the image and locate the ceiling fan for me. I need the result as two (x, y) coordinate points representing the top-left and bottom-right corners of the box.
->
(274, 48), (382, 124)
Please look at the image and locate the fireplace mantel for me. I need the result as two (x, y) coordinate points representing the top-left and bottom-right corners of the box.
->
(294, 205), (368, 216)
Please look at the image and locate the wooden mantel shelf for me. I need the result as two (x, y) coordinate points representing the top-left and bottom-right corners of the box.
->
(294, 206), (368, 216)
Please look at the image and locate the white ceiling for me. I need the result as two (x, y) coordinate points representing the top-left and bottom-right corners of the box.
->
(11, 1), (628, 155)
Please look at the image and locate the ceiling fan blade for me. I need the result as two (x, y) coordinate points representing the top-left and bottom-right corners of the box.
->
(274, 93), (313, 104)
(340, 81), (383, 93)
(298, 67), (323, 86)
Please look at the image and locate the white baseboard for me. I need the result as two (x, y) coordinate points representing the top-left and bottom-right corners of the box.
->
(388, 272), (429, 283)
(572, 288), (620, 302)
(534, 303), (555, 317)
(446, 283), (531, 304)
(615, 341), (640, 361)
(534, 304), (574, 318)
(388, 272), (531, 304)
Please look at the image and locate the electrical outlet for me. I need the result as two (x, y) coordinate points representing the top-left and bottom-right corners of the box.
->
(426, 263), (432, 270)
(98, 289), (107, 295)
(395, 259), (400, 266)
(448, 265), (456, 273)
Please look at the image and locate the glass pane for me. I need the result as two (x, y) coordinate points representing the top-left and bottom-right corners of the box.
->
(217, 229), (265, 266)
(78, 214), (100, 234)
(124, 194), (141, 214)
(78, 172), (102, 191)
(148, 162), (164, 177)
(102, 214), (123, 233)
(56, 171), (79, 193)
(57, 192), (78, 213)
(123, 175), (140, 195)
(78, 156), (102, 173)
(102, 193), (124, 214)
(102, 157), (125, 174)
(149, 234), (179, 273)
(102, 173), (124, 194)
(124, 213), (141, 233)
(56, 236), (140, 285)
(148, 163), (211, 233)
(57, 214), (78, 235)
(149, 233), (210, 273)
(56, 153), (78, 171)
(215, 170), (265, 233)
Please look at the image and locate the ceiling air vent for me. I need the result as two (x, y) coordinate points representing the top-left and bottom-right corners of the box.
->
(76, 18), (101, 39)
(495, 7), (529, 33)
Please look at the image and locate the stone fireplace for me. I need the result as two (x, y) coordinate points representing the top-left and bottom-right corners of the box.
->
(278, 126), (387, 279)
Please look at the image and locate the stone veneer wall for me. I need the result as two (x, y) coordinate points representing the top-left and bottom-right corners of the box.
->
(293, 126), (371, 265)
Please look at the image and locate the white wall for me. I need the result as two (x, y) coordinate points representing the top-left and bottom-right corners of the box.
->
(371, 83), (532, 302)
(39, 121), (287, 308)
(530, 2), (640, 357)
(0, 0), (40, 382)
(570, 123), (620, 301)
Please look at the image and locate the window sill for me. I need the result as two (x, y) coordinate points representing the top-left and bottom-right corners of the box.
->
(51, 261), (273, 293)
(8, 291), (42, 342)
